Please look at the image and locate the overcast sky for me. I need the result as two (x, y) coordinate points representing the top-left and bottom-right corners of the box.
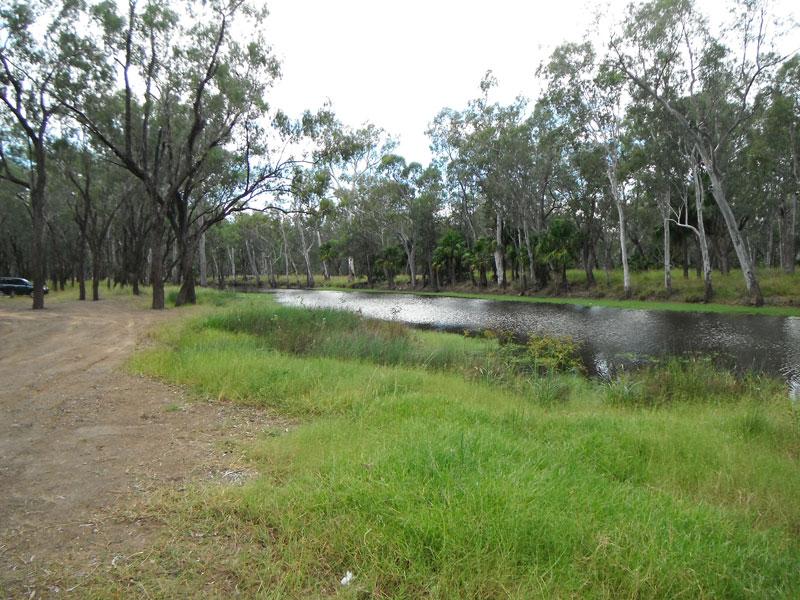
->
(262, 0), (797, 165)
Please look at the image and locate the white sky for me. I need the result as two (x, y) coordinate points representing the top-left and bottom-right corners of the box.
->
(262, 0), (797, 165)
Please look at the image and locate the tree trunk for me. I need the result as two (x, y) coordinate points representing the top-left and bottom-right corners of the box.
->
(523, 221), (536, 286)
(663, 216), (672, 295)
(699, 148), (763, 306)
(316, 230), (330, 281)
(175, 235), (198, 306)
(170, 242), (179, 284)
(493, 211), (505, 288)
(784, 127), (799, 274)
(265, 252), (277, 288)
(212, 252), (222, 288)
(609, 168), (631, 298)
(198, 224), (208, 287)
(31, 165), (47, 310)
(779, 193), (796, 274)
(244, 239), (261, 287)
(765, 217), (774, 269)
(228, 247), (237, 285)
(91, 247), (101, 301)
(296, 221), (314, 288)
(583, 240), (596, 288)
(617, 212), (631, 297)
(693, 164), (714, 302)
(683, 240), (690, 279)
(78, 238), (87, 301)
(150, 205), (166, 310)
(407, 242), (417, 288)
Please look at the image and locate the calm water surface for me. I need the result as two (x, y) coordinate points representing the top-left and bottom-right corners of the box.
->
(271, 289), (800, 382)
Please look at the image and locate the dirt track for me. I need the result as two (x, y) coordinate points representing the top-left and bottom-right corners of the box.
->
(0, 296), (266, 597)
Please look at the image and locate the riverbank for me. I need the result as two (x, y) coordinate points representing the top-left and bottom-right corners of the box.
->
(320, 286), (800, 317)
(75, 291), (800, 597)
(246, 267), (800, 317)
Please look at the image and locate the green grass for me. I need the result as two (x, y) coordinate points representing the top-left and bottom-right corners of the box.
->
(1, 281), (151, 307)
(84, 294), (800, 597)
(0, 282), (242, 310)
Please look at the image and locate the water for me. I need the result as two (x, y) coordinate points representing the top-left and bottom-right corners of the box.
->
(271, 289), (800, 381)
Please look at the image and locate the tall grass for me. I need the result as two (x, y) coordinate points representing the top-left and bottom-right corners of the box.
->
(97, 294), (800, 598)
(203, 303), (494, 372)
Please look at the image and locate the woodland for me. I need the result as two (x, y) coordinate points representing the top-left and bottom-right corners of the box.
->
(1, 0), (798, 309)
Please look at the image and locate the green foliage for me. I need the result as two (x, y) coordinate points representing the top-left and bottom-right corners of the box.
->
(538, 218), (580, 271)
(604, 357), (782, 408)
(108, 296), (800, 598)
(202, 302), (491, 374)
(166, 287), (238, 307)
(526, 335), (584, 373)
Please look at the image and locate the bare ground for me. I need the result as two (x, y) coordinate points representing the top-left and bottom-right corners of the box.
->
(0, 295), (271, 598)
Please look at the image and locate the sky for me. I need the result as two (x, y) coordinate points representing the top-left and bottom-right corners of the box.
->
(262, 0), (797, 165)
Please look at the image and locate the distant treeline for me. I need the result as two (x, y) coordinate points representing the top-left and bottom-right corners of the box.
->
(1, 0), (797, 308)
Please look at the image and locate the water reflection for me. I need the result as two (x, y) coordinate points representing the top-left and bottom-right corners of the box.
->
(272, 290), (800, 381)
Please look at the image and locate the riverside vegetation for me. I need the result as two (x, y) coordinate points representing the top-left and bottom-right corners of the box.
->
(74, 290), (800, 598)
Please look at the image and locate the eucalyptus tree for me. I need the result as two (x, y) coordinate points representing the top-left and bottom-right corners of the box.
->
(68, 0), (297, 308)
(523, 99), (571, 285)
(377, 154), (419, 285)
(755, 56), (799, 273)
(541, 42), (634, 297)
(114, 181), (151, 295)
(625, 98), (688, 294)
(0, 165), (31, 276)
(376, 154), (444, 288)
(560, 142), (608, 287)
(315, 120), (395, 281)
(0, 0), (97, 308)
(55, 138), (127, 300)
(438, 77), (536, 288)
(611, 0), (791, 305)
(428, 108), (481, 244)
(286, 167), (332, 288)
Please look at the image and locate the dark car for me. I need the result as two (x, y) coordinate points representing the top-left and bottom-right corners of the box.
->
(0, 277), (49, 296)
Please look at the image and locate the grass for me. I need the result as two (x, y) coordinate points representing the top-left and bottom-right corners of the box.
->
(307, 268), (800, 317)
(73, 291), (800, 598)
(0, 281), (150, 307)
(1, 282), (240, 310)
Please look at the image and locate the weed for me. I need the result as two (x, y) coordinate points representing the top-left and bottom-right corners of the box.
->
(103, 294), (800, 598)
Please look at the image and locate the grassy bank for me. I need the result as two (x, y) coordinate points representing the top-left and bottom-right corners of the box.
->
(269, 267), (800, 317)
(87, 292), (800, 597)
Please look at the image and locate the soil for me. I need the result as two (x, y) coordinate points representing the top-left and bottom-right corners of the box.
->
(0, 295), (271, 598)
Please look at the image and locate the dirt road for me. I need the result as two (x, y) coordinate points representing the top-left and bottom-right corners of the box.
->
(0, 296), (266, 597)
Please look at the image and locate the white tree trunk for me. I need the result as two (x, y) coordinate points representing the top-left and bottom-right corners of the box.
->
(316, 229), (330, 280)
(693, 165), (713, 302)
(607, 164), (631, 298)
(698, 146), (763, 305)
(245, 239), (261, 286)
(227, 247), (236, 284)
(296, 218), (315, 288)
(663, 216), (671, 294)
(494, 211), (504, 287)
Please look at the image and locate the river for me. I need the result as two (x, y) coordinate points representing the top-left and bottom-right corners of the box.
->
(271, 289), (800, 383)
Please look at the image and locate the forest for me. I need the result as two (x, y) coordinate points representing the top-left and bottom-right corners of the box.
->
(1, 0), (798, 311)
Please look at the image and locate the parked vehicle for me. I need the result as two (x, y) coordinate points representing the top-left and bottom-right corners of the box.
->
(0, 278), (49, 296)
